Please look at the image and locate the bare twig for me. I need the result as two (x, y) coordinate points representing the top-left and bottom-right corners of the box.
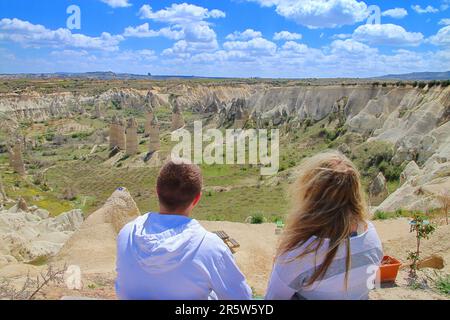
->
(0, 264), (67, 300)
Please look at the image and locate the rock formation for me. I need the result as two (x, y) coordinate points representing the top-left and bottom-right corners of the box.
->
(8, 139), (26, 176)
(125, 118), (139, 156)
(144, 92), (154, 137)
(17, 197), (28, 212)
(94, 97), (103, 119)
(369, 172), (388, 206)
(148, 116), (160, 153)
(170, 95), (185, 131)
(0, 202), (84, 265)
(55, 187), (139, 273)
(0, 83), (448, 213)
(109, 116), (126, 150)
(400, 161), (422, 185)
(0, 176), (7, 204)
(116, 117), (126, 150)
(232, 98), (248, 129)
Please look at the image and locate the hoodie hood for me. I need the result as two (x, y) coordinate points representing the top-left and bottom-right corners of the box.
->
(130, 213), (207, 273)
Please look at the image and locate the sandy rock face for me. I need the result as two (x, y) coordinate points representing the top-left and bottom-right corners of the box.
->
(369, 172), (388, 206)
(400, 161), (422, 185)
(0, 203), (83, 265)
(55, 187), (139, 273)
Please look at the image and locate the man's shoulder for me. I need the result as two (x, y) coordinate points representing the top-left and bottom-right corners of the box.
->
(198, 229), (231, 257)
(118, 213), (149, 239)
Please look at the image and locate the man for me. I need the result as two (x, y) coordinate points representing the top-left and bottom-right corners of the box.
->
(115, 159), (252, 300)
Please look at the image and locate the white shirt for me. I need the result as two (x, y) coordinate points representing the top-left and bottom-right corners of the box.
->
(266, 222), (383, 300)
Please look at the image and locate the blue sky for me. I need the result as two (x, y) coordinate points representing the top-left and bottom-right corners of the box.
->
(0, 0), (449, 77)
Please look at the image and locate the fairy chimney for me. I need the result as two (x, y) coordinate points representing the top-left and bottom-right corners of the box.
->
(109, 115), (118, 149)
(232, 98), (248, 129)
(0, 175), (7, 203)
(94, 98), (103, 119)
(126, 118), (139, 156)
(144, 92), (155, 137)
(116, 117), (126, 150)
(8, 139), (26, 176)
(148, 116), (161, 153)
(170, 95), (185, 131)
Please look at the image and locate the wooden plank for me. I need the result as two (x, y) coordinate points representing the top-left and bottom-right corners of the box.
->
(228, 238), (240, 248)
(213, 230), (229, 240)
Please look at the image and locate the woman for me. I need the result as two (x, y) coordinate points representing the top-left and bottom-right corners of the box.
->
(266, 151), (383, 300)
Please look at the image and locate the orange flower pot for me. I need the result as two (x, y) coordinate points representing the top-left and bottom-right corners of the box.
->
(379, 256), (402, 283)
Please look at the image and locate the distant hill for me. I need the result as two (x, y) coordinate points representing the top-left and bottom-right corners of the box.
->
(1, 71), (449, 81)
(0, 72), (206, 80)
(375, 71), (450, 81)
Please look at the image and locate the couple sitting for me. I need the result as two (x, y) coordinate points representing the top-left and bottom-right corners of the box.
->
(115, 151), (383, 300)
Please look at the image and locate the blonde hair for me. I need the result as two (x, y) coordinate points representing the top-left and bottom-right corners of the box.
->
(277, 150), (368, 288)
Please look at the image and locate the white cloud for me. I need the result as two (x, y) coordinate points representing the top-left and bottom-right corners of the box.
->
(0, 18), (123, 51)
(226, 29), (262, 41)
(429, 26), (450, 46)
(281, 41), (309, 54)
(353, 24), (424, 46)
(137, 3), (224, 58)
(330, 39), (378, 57)
(382, 8), (408, 19)
(100, 0), (131, 8)
(162, 39), (219, 58)
(223, 37), (277, 55)
(246, 0), (369, 28)
(331, 33), (352, 40)
(439, 18), (450, 25)
(411, 5), (439, 14)
(273, 31), (302, 41)
(123, 23), (183, 40)
(138, 3), (225, 23)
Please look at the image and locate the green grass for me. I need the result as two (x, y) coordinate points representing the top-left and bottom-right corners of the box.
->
(434, 274), (450, 296)
(372, 208), (443, 221)
(250, 214), (265, 224)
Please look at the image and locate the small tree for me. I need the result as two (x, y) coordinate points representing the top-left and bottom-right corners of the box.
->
(407, 214), (436, 278)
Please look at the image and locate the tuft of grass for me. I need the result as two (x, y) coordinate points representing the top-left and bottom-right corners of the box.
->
(27, 255), (49, 266)
(434, 274), (450, 295)
(250, 214), (265, 224)
(373, 210), (389, 220)
(372, 209), (413, 220)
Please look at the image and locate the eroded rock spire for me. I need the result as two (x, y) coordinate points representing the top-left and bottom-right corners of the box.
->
(126, 118), (139, 156)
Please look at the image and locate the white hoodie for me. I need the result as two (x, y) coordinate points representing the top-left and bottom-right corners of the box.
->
(115, 213), (252, 300)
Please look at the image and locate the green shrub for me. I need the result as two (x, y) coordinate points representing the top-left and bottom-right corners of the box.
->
(434, 274), (450, 295)
(71, 131), (92, 139)
(251, 214), (265, 224)
(373, 211), (389, 220)
(45, 132), (55, 142)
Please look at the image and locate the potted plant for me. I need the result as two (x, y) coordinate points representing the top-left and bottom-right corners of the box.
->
(379, 256), (402, 283)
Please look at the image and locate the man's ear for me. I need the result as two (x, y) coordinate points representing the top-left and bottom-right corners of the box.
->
(192, 192), (202, 207)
